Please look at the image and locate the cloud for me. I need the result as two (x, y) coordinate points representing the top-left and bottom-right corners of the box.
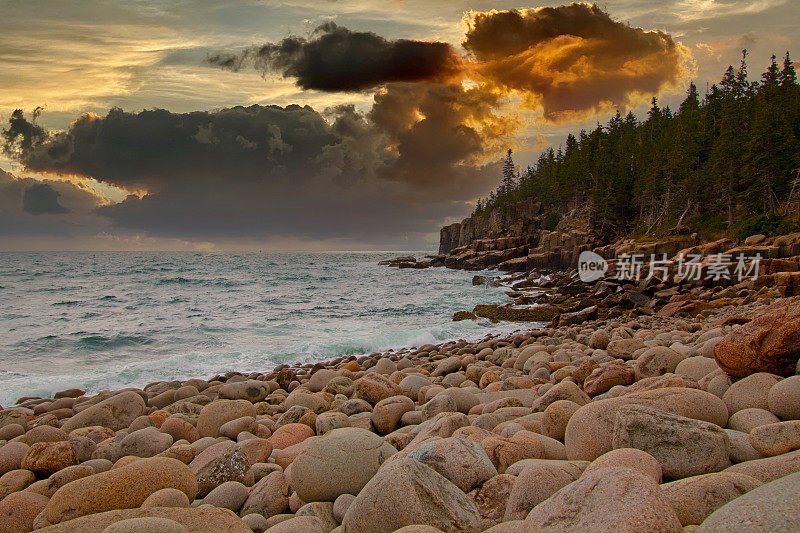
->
(462, 3), (692, 121)
(1, 4), (696, 248)
(673, 0), (787, 22)
(2, 99), (504, 245)
(696, 32), (758, 58)
(0, 167), (106, 241)
(208, 21), (463, 92)
(212, 5), (691, 123)
(22, 183), (69, 215)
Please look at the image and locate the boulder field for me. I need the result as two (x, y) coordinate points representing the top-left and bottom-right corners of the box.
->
(3, 293), (800, 531)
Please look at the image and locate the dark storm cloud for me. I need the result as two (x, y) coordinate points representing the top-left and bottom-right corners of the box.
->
(463, 3), (690, 121)
(2, 99), (503, 243)
(207, 22), (463, 92)
(22, 183), (69, 215)
(4, 105), (336, 191)
(367, 82), (512, 190)
(2, 108), (47, 156)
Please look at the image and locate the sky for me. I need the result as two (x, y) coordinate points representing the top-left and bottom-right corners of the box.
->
(1, 0), (797, 251)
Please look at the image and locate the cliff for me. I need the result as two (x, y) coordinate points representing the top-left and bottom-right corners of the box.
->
(438, 201), (603, 271)
(439, 199), (543, 255)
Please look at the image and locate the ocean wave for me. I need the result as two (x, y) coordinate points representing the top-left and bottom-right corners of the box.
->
(0, 251), (521, 405)
(0, 317), (524, 404)
(156, 276), (198, 285)
(77, 333), (155, 349)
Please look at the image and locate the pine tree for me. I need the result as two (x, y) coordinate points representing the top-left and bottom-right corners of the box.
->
(500, 148), (517, 196)
(780, 52), (797, 87)
(497, 148), (518, 204)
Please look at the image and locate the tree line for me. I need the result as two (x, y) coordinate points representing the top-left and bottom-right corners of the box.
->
(474, 51), (800, 240)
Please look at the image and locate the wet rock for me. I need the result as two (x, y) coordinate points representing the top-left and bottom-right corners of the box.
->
(473, 304), (560, 322)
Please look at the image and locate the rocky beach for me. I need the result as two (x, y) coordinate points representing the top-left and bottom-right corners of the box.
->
(3, 231), (800, 532)
(3, 0), (800, 530)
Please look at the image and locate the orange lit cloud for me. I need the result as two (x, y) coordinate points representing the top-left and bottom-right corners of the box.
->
(461, 3), (693, 122)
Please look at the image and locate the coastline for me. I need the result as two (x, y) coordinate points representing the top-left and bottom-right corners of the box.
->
(2, 255), (800, 531)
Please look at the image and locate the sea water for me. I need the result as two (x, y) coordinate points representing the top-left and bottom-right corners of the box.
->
(0, 252), (524, 405)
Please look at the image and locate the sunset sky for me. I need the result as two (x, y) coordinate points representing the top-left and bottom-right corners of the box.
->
(1, 1), (797, 251)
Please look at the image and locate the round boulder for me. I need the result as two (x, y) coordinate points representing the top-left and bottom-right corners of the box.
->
(525, 466), (681, 532)
(288, 427), (396, 502)
(196, 400), (256, 438)
(342, 457), (481, 533)
(767, 375), (800, 420)
(43, 457), (198, 524)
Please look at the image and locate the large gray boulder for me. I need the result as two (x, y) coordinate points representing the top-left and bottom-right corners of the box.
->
(612, 405), (730, 479)
(406, 437), (497, 493)
(525, 466), (682, 532)
(342, 457), (482, 532)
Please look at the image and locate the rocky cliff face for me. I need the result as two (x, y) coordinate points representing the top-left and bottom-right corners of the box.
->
(438, 199), (543, 255)
(437, 200), (601, 271)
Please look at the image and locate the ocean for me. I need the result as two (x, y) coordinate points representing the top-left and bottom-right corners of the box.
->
(0, 252), (522, 405)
